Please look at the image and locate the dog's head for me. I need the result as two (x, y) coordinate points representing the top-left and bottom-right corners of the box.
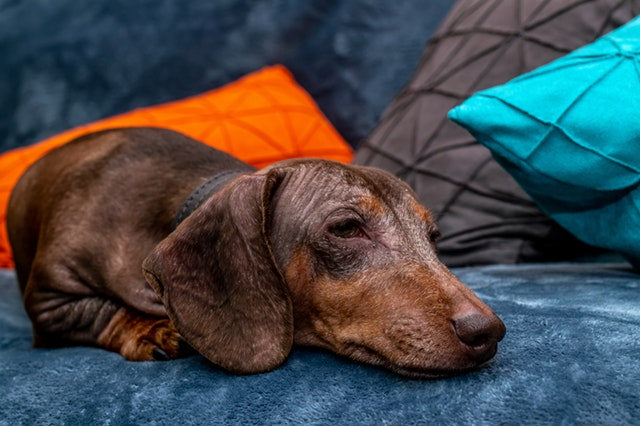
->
(143, 160), (505, 377)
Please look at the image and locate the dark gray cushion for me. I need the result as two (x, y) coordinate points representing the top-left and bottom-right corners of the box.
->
(354, 0), (638, 266)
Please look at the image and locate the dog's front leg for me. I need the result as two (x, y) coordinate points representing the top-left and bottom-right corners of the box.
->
(23, 261), (190, 361)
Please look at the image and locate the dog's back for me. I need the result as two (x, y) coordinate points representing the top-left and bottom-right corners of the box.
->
(8, 127), (253, 311)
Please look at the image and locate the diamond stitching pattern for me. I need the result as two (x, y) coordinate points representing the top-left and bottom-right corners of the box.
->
(448, 15), (640, 264)
(354, 0), (638, 266)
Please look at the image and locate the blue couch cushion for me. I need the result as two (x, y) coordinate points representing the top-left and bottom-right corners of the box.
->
(449, 15), (640, 267)
(2, 265), (640, 423)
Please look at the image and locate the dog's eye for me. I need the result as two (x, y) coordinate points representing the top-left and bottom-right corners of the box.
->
(428, 228), (441, 243)
(328, 220), (363, 239)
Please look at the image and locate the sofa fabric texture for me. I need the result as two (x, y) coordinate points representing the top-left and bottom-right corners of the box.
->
(0, 0), (455, 153)
(1, 264), (639, 424)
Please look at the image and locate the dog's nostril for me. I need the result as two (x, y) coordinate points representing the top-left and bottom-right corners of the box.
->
(453, 313), (506, 348)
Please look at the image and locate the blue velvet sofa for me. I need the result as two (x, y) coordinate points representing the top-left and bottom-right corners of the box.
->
(1, 1), (639, 424)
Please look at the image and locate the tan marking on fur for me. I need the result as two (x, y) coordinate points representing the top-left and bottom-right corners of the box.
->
(284, 247), (495, 375)
(409, 199), (434, 224)
(357, 196), (386, 217)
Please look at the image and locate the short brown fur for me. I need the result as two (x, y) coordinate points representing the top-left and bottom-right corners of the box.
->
(7, 127), (505, 377)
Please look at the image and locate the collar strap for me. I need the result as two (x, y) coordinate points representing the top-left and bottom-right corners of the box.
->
(172, 169), (248, 230)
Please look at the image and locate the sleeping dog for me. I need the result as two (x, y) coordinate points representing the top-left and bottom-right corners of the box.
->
(7, 127), (505, 377)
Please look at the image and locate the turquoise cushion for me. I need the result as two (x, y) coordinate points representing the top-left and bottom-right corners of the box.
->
(448, 16), (640, 266)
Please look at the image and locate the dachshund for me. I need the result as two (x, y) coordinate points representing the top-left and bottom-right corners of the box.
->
(7, 127), (505, 377)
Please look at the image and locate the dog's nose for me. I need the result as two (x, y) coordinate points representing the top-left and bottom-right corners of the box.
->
(453, 312), (506, 350)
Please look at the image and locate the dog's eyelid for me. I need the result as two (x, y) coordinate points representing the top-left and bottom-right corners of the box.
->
(327, 219), (366, 239)
(324, 207), (366, 224)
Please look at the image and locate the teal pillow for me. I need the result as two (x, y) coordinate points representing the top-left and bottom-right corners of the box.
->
(448, 16), (640, 267)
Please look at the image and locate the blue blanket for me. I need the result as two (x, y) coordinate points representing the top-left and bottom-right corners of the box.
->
(1, 263), (638, 424)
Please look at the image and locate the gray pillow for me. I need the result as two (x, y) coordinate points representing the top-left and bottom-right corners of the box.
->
(353, 0), (638, 266)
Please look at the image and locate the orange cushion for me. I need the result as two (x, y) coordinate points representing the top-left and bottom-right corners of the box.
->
(0, 65), (353, 268)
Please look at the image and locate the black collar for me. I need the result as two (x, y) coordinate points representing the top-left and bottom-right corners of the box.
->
(172, 169), (248, 230)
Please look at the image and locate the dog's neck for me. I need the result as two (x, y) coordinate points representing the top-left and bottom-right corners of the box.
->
(172, 169), (248, 230)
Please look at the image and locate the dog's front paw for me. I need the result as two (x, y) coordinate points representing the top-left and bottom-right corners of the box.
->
(98, 308), (192, 361)
(130, 317), (192, 361)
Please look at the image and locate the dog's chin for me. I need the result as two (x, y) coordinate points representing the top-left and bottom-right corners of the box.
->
(344, 342), (498, 379)
(385, 360), (495, 379)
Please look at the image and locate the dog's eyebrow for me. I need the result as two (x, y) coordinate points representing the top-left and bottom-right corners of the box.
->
(356, 196), (387, 217)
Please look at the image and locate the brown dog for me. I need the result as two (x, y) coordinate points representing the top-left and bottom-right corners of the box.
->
(7, 127), (505, 377)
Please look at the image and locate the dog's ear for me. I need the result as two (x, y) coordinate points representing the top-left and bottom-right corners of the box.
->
(142, 172), (292, 374)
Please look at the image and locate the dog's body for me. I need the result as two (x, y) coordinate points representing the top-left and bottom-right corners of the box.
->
(7, 127), (504, 377)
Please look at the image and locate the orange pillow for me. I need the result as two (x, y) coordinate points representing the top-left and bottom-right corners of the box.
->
(0, 65), (353, 268)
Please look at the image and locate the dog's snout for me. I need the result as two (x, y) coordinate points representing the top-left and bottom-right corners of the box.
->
(453, 312), (506, 350)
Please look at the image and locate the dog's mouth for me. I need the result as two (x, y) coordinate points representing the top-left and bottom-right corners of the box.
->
(343, 341), (499, 379)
